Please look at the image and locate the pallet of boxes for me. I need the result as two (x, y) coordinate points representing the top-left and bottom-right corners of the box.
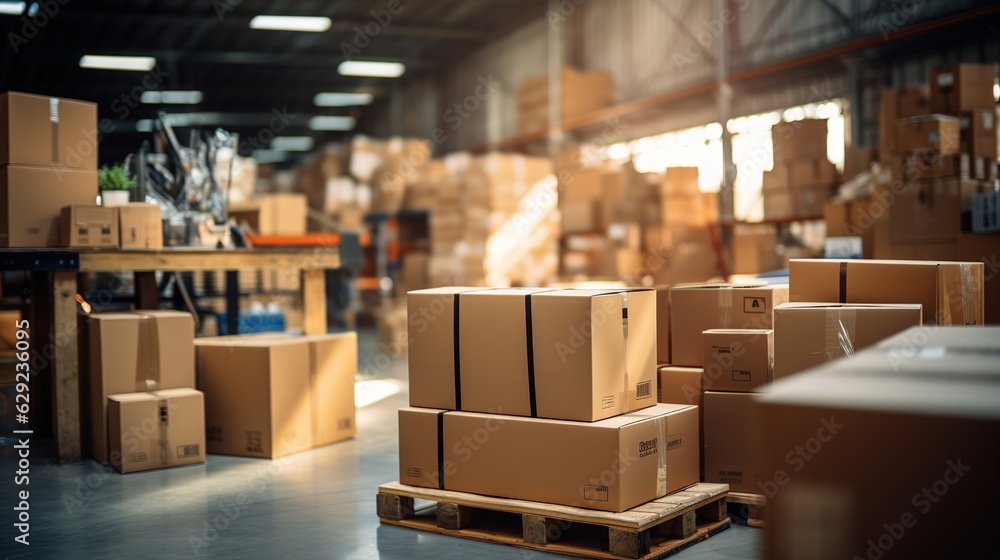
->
(380, 287), (730, 559)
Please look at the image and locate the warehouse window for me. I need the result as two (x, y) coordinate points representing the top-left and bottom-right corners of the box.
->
(602, 123), (725, 193)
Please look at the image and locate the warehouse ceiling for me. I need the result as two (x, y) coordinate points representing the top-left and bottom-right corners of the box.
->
(0, 0), (545, 163)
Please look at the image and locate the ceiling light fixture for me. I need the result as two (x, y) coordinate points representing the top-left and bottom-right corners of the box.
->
(308, 116), (356, 131)
(141, 90), (204, 104)
(0, 2), (25, 15)
(337, 61), (405, 78)
(270, 136), (315, 151)
(253, 150), (293, 164)
(80, 55), (157, 71)
(249, 15), (331, 32)
(313, 92), (374, 107)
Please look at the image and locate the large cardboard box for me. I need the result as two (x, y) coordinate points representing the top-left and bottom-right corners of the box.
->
(702, 329), (773, 392)
(670, 283), (789, 367)
(195, 337), (311, 459)
(788, 259), (984, 325)
(773, 302), (923, 379)
(117, 203), (163, 249)
(893, 115), (960, 155)
(87, 311), (195, 462)
(929, 63), (997, 114)
(879, 85), (931, 155)
(772, 120), (828, 162)
(0, 92), (98, 169)
(960, 109), (997, 160)
(759, 326), (1000, 560)
(398, 403), (699, 512)
(60, 204), (118, 248)
(890, 178), (966, 244)
(703, 391), (762, 493)
(304, 332), (357, 447)
(0, 165), (97, 247)
(229, 193), (307, 236)
(658, 365), (705, 478)
(458, 288), (657, 421)
(107, 388), (205, 474)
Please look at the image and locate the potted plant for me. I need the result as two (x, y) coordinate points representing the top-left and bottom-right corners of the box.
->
(98, 163), (135, 206)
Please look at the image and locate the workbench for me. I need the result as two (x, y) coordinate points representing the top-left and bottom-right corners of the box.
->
(0, 237), (363, 463)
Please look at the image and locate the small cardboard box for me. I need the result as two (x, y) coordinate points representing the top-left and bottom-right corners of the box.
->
(1, 165), (97, 247)
(195, 337), (312, 459)
(117, 203), (163, 249)
(658, 365), (705, 479)
(670, 283), (789, 367)
(0, 92), (98, 169)
(87, 311), (195, 463)
(930, 63), (997, 114)
(703, 391), (762, 494)
(893, 115), (960, 155)
(788, 258), (984, 325)
(702, 329), (773, 392)
(107, 388), (206, 474)
(61, 204), (118, 248)
(398, 403), (699, 512)
(773, 302), (923, 379)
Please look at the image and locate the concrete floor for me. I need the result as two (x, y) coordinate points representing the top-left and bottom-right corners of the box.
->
(0, 330), (762, 559)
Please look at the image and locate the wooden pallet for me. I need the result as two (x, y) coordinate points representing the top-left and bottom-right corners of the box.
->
(726, 492), (766, 528)
(377, 482), (730, 559)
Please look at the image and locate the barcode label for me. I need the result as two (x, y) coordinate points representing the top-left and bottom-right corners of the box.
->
(177, 444), (200, 458)
(636, 380), (652, 399)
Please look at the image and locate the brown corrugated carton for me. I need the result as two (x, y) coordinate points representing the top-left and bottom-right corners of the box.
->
(229, 193), (307, 235)
(670, 283), (789, 367)
(788, 258), (984, 325)
(772, 120), (828, 162)
(879, 85), (930, 156)
(763, 191), (794, 220)
(559, 167), (602, 201)
(658, 365), (705, 479)
(304, 333), (357, 447)
(117, 203), (163, 249)
(959, 109), (997, 160)
(788, 158), (838, 187)
(0, 92), (98, 169)
(929, 63), (997, 113)
(398, 403), (699, 512)
(655, 286), (671, 364)
(773, 302), (922, 379)
(60, 204), (118, 248)
(890, 178), (966, 244)
(107, 388), (206, 473)
(87, 311), (195, 462)
(561, 200), (597, 233)
(1, 165), (97, 247)
(703, 391), (762, 493)
(893, 115), (960, 155)
(759, 326), (1000, 560)
(702, 329), (773, 392)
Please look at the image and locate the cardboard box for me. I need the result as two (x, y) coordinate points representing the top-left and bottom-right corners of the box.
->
(930, 63), (997, 113)
(561, 200), (597, 233)
(732, 224), (783, 274)
(195, 337), (312, 459)
(1, 165), (97, 247)
(703, 391), (762, 493)
(304, 332), (357, 447)
(560, 168), (602, 201)
(117, 203), (163, 249)
(107, 388), (205, 473)
(398, 403), (699, 512)
(957, 232), (1000, 324)
(60, 204), (118, 248)
(890, 178), (966, 244)
(772, 120), (828, 162)
(0, 92), (98, 169)
(759, 326), (1000, 560)
(658, 365), (705, 478)
(879, 85), (931, 155)
(843, 146), (876, 181)
(794, 185), (832, 217)
(788, 259), (984, 325)
(773, 302), (923, 379)
(788, 158), (838, 187)
(762, 166), (789, 192)
(702, 329), (773, 392)
(763, 191), (794, 220)
(670, 283), (789, 367)
(960, 109), (997, 160)
(0, 310), (21, 349)
(893, 115), (960, 155)
(656, 286), (671, 364)
(229, 193), (307, 235)
(458, 288), (657, 421)
(900, 153), (970, 181)
(87, 311), (195, 462)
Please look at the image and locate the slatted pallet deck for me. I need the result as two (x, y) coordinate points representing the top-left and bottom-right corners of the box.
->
(726, 492), (767, 528)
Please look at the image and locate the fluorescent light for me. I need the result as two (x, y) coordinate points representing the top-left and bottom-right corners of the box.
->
(141, 90), (203, 104)
(270, 136), (314, 151)
(249, 15), (331, 32)
(80, 55), (156, 71)
(0, 2), (25, 15)
(309, 116), (356, 131)
(338, 61), (405, 78)
(136, 119), (154, 132)
(252, 150), (292, 164)
(313, 92), (374, 107)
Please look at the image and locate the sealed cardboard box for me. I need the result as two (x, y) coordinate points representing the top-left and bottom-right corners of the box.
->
(703, 391), (762, 494)
(772, 120), (828, 162)
(229, 193), (307, 235)
(304, 332), (357, 447)
(1, 165), (97, 247)
(398, 403), (699, 512)
(656, 286), (671, 364)
(890, 178), (965, 244)
(658, 365), (705, 479)
(788, 258), (984, 325)
(900, 153), (969, 181)
(702, 329), (773, 392)
(459, 288), (657, 421)
(893, 115), (960, 155)
(773, 302), (922, 379)
(117, 203), (163, 249)
(759, 326), (1000, 560)
(0, 92), (98, 169)
(87, 311), (195, 462)
(670, 283), (789, 367)
(60, 204), (118, 248)
(195, 337), (312, 459)
(107, 388), (205, 474)
(929, 63), (997, 114)
(960, 109), (997, 160)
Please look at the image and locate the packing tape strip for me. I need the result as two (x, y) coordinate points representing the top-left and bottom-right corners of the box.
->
(655, 415), (667, 497)
(621, 292), (629, 415)
(50, 98), (59, 165)
(839, 262), (848, 304)
(136, 314), (162, 391)
(525, 293), (538, 417)
(157, 397), (169, 467)
(825, 307), (857, 360)
(436, 410), (447, 489)
(960, 263), (978, 325)
(718, 287), (733, 329)
(452, 293), (462, 410)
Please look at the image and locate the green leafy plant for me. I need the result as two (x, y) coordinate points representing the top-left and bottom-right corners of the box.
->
(98, 163), (136, 191)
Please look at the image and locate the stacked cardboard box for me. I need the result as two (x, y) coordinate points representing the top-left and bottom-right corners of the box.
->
(401, 287), (702, 512)
(516, 67), (614, 134)
(0, 92), (99, 247)
(764, 119), (838, 220)
(61, 202), (163, 249)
